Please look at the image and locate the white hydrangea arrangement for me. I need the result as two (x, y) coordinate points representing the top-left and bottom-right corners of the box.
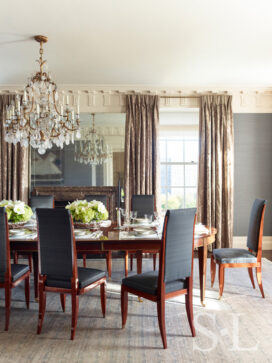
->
(0, 200), (33, 223)
(66, 199), (109, 223)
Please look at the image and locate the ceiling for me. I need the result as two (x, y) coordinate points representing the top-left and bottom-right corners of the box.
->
(1, 0), (272, 87)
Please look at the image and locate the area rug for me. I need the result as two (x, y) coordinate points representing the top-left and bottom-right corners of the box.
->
(0, 258), (271, 363)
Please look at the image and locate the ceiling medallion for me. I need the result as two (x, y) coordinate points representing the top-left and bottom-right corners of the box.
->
(4, 35), (81, 154)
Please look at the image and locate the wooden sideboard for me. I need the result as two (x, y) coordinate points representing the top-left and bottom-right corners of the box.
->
(31, 186), (119, 220)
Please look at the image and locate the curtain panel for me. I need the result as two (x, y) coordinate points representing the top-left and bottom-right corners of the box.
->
(124, 94), (160, 212)
(197, 95), (234, 248)
(0, 95), (29, 203)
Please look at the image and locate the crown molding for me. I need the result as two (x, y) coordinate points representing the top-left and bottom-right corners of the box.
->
(1, 84), (272, 113)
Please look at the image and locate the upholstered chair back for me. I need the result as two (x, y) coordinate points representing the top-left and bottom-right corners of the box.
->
(36, 209), (74, 280)
(132, 195), (154, 218)
(0, 208), (7, 277)
(30, 195), (54, 212)
(247, 199), (266, 253)
(163, 208), (196, 283)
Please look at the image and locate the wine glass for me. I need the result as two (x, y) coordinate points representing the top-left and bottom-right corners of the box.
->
(130, 211), (137, 224)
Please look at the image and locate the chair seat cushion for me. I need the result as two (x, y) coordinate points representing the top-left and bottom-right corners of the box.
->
(11, 264), (30, 282)
(122, 271), (186, 296)
(213, 248), (257, 264)
(46, 268), (106, 289)
(0, 264), (30, 283)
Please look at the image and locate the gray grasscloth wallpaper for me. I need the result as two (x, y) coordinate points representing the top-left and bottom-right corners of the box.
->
(234, 113), (272, 236)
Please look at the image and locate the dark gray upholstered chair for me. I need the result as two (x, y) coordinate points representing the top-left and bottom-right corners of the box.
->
(30, 195), (54, 212)
(132, 194), (155, 218)
(121, 208), (197, 349)
(129, 194), (156, 274)
(0, 207), (30, 331)
(14, 196), (54, 272)
(211, 199), (266, 299)
(36, 208), (107, 340)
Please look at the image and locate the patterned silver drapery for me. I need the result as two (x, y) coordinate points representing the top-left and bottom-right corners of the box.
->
(0, 95), (29, 203)
(197, 95), (234, 248)
(124, 94), (160, 212)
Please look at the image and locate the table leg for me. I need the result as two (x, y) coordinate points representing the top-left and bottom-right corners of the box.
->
(136, 251), (142, 274)
(32, 252), (39, 301)
(124, 251), (128, 277)
(198, 244), (207, 307)
(106, 251), (112, 279)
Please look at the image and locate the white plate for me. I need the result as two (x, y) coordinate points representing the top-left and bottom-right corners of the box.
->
(134, 218), (149, 224)
(9, 229), (28, 236)
(133, 227), (153, 235)
(133, 229), (157, 236)
(74, 229), (88, 236)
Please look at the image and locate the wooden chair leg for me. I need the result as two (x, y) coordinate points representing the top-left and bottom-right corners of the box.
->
(210, 255), (216, 287)
(248, 267), (255, 289)
(121, 285), (128, 328)
(82, 254), (87, 268)
(153, 253), (156, 270)
(25, 275), (30, 309)
(60, 294), (66, 312)
(37, 286), (46, 335)
(13, 251), (18, 264)
(185, 289), (196, 337)
(157, 298), (167, 349)
(4, 286), (11, 331)
(218, 265), (225, 299)
(100, 282), (106, 317)
(28, 255), (33, 273)
(124, 251), (128, 277)
(256, 266), (265, 298)
(130, 253), (133, 271)
(71, 293), (79, 340)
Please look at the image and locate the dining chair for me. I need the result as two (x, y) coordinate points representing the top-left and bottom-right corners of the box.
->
(83, 194), (111, 275)
(211, 199), (266, 299)
(14, 195), (55, 272)
(127, 194), (156, 276)
(0, 207), (30, 331)
(121, 208), (197, 349)
(30, 195), (55, 212)
(36, 208), (107, 340)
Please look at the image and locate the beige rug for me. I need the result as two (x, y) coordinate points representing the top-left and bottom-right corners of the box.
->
(0, 258), (271, 363)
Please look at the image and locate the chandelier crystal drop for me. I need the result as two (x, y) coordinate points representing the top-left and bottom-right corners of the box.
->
(74, 113), (112, 166)
(4, 35), (81, 154)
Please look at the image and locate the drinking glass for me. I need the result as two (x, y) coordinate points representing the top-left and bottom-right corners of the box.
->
(130, 211), (137, 223)
(144, 214), (153, 224)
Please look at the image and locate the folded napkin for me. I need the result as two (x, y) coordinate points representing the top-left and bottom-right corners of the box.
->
(119, 231), (159, 240)
(75, 230), (103, 240)
(9, 232), (37, 240)
(195, 224), (209, 234)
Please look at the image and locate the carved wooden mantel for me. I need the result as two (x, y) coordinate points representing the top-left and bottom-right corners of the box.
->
(31, 186), (119, 220)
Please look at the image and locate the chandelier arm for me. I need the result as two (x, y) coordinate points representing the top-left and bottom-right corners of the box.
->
(53, 91), (62, 116)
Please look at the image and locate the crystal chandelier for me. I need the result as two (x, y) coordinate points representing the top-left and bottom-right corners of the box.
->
(74, 113), (112, 166)
(4, 35), (81, 154)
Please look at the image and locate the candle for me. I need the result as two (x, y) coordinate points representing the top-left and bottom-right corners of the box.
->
(23, 90), (27, 102)
(60, 105), (63, 116)
(36, 104), (40, 114)
(66, 95), (69, 104)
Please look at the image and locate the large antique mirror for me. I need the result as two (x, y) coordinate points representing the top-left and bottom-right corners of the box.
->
(30, 113), (125, 190)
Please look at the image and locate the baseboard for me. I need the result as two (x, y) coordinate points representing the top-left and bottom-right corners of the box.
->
(233, 236), (272, 250)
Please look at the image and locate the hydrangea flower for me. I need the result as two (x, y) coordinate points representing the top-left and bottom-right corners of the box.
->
(66, 199), (109, 223)
(0, 200), (33, 222)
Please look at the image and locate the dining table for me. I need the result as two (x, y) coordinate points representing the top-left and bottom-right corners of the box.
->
(9, 223), (216, 307)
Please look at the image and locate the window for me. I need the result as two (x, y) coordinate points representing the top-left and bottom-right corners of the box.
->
(159, 112), (199, 210)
